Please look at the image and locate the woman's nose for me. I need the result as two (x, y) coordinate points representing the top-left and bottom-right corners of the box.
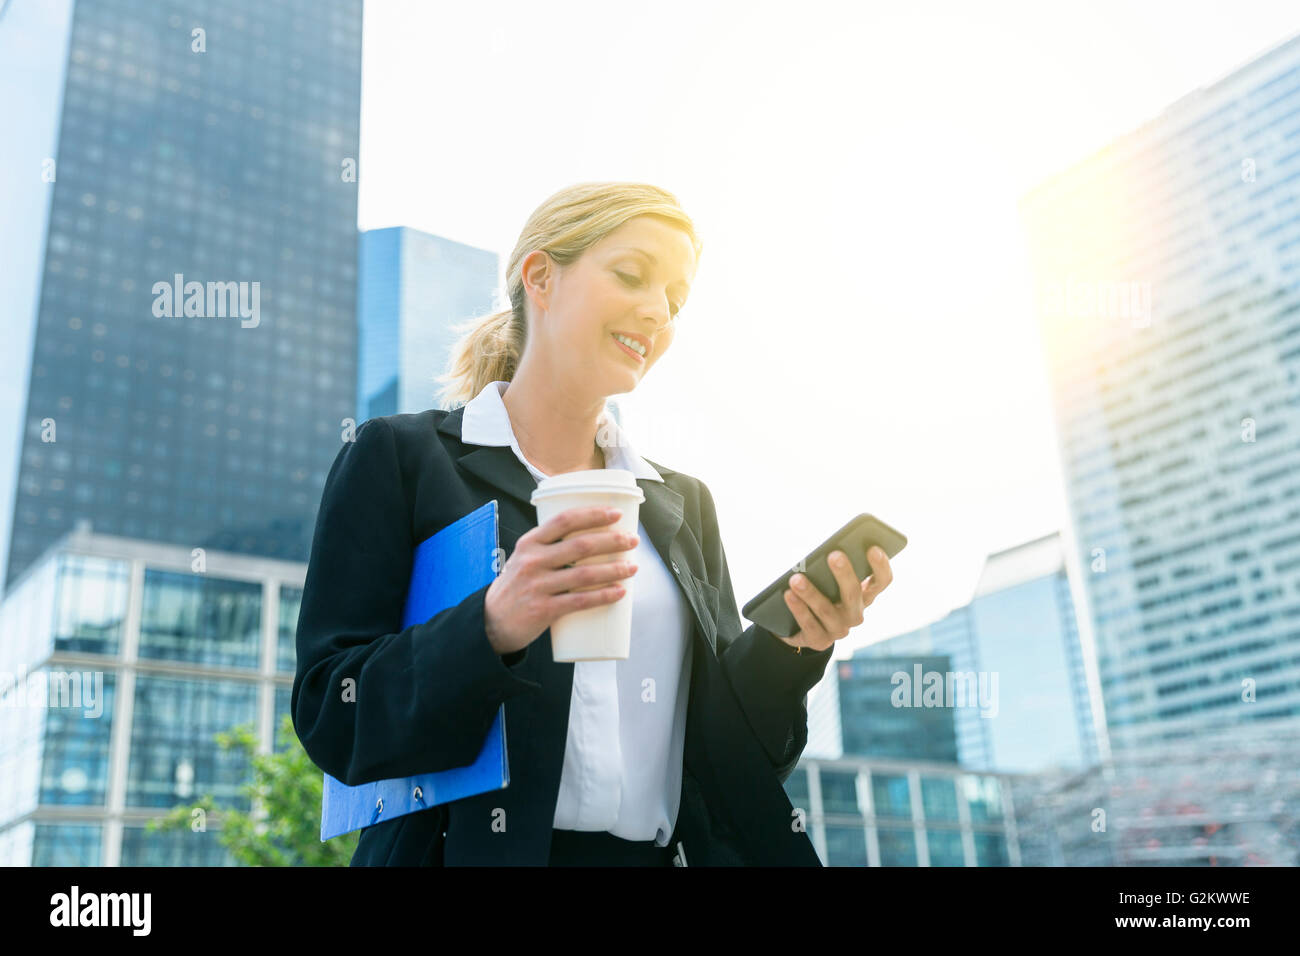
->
(644, 301), (673, 331)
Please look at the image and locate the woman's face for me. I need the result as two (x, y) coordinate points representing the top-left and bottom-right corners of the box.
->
(522, 214), (697, 396)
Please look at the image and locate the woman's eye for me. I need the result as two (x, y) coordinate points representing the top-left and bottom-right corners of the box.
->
(617, 270), (681, 317)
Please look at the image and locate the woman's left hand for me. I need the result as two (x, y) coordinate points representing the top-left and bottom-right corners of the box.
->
(778, 546), (893, 653)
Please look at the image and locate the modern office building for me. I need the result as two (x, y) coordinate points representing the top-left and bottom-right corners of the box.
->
(838, 655), (961, 763)
(854, 533), (1102, 774)
(803, 663), (844, 760)
(1020, 33), (1300, 753)
(1011, 720), (1300, 866)
(0, 0), (363, 593)
(0, 523), (304, 866)
(784, 754), (1023, 866)
(357, 226), (500, 420)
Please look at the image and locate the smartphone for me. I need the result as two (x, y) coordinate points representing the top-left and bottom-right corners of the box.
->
(741, 513), (907, 639)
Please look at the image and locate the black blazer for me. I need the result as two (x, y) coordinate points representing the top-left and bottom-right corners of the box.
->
(291, 404), (833, 865)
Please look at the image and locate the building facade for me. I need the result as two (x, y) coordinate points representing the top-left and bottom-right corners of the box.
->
(784, 755), (1023, 866)
(1011, 721), (1300, 866)
(837, 655), (961, 763)
(852, 533), (1102, 774)
(0, 0), (363, 593)
(358, 226), (499, 420)
(1020, 33), (1300, 752)
(803, 663), (844, 760)
(0, 524), (304, 866)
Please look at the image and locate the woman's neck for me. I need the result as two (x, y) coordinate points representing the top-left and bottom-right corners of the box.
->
(501, 365), (608, 475)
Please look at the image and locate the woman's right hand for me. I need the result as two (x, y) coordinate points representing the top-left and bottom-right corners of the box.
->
(483, 506), (640, 656)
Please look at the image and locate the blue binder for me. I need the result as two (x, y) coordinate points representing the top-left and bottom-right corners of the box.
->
(319, 499), (510, 841)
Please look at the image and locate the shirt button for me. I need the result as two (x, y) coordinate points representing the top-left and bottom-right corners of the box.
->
(671, 561), (679, 574)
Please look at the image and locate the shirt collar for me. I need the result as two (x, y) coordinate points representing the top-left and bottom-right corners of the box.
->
(460, 380), (663, 483)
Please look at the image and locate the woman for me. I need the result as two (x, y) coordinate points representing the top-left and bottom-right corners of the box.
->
(292, 182), (894, 866)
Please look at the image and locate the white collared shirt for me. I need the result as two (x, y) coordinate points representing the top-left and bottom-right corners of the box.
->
(459, 380), (694, 846)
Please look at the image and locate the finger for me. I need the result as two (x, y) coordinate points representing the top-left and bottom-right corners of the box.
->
(555, 527), (638, 569)
(536, 506), (623, 546)
(555, 581), (627, 613)
(827, 551), (865, 624)
(788, 571), (842, 635)
(548, 558), (637, 596)
(784, 586), (829, 648)
(862, 547), (893, 597)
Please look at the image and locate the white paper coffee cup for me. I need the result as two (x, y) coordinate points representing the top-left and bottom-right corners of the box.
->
(530, 469), (645, 662)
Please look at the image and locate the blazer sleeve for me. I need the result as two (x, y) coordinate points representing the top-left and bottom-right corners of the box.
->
(697, 480), (833, 784)
(291, 417), (541, 787)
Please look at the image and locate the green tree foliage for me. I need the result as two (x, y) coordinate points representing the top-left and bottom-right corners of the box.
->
(147, 714), (359, 866)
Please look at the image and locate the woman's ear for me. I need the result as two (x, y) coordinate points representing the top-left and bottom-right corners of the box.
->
(520, 249), (557, 315)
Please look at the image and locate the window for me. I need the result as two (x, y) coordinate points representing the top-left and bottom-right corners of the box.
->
(53, 554), (128, 656)
(820, 770), (860, 816)
(964, 776), (1004, 823)
(139, 571), (262, 668)
(823, 825), (868, 866)
(125, 675), (258, 811)
(925, 828), (966, 866)
(921, 776), (959, 822)
(877, 826), (917, 866)
(276, 585), (302, 674)
(872, 773), (912, 821)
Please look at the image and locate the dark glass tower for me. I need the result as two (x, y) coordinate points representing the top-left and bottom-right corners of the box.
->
(838, 655), (961, 763)
(1, 0), (363, 592)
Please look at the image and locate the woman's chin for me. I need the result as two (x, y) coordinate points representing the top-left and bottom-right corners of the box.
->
(607, 357), (643, 385)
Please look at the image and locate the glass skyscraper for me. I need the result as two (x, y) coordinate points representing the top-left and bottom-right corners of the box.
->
(358, 226), (499, 419)
(851, 532), (1102, 774)
(0, 0), (363, 593)
(1020, 33), (1300, 753)
(838, 655), (961, 763)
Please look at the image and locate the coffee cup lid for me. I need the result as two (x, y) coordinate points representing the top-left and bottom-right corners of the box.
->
(530, 468), (645, 504)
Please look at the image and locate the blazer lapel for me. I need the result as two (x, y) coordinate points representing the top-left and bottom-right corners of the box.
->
(456, 444), (538, 515)
(638, 479), (719, 655)
(436, 405), (718, 656)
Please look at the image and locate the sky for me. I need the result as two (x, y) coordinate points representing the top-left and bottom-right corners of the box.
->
(357, 0), (1300, 656)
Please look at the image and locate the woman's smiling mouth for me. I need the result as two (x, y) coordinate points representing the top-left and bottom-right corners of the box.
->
(611, 331), (648, 363)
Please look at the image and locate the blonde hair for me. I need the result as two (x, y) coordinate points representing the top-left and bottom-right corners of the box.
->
(435, 181), (703, 410)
